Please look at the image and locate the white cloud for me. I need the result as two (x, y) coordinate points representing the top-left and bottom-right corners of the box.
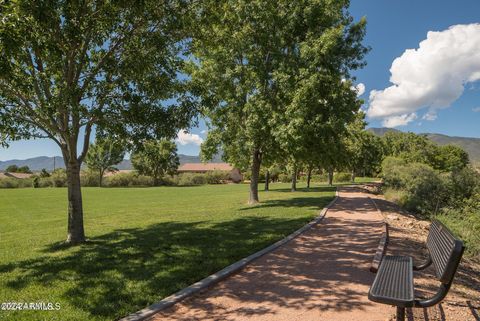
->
(382, 113), (418, 128)
(200, 129), (207, 134)
(472, 107), (480, 112)
(367, 23), (480, 127)
(176, 131), (204, 146)
(422, 110), (437, 121)
(355, 83), (366, 96)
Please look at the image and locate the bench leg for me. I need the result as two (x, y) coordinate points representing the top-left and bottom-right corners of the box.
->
(396, 307), (405, 321)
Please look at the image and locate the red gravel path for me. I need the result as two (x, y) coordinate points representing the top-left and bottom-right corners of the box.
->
(148, 186), (392, 321)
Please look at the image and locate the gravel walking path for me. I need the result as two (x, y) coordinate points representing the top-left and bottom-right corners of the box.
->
(148, 186), (392, 321)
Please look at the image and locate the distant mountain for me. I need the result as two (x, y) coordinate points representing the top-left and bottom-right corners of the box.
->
(0, 156), (65, 172)
(424, 133), (480, 164)
(367, 127), (480, 163)
(0, 153), (224, 171)
(366, 127), (402, 136)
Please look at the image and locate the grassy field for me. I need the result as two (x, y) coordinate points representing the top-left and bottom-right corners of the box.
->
(0, 183), (335, 321)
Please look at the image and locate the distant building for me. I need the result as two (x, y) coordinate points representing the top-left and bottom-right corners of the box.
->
(0, 172), (34, 179)
(178, 163), (243, 183)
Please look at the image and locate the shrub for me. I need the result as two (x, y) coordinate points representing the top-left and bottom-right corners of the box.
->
(333, 172), (351, 183)
(278, 173), (290, 183)
(37, 177), (53, 188)
(0, 177), (33, 188)
(51, 169), (67, 187)
(80, 170), (100, 187)
(446, 167), (480, 206)
(382, 160), (447, 216)
(39, 168), (50, 178)
(381, 157), (407, 188)
(206, 170), (230, 184)
(177, 173), (208, 186)
(32, 176), (40, 188)
(105, 172), (154, 187)
(0, 178), (20, 188)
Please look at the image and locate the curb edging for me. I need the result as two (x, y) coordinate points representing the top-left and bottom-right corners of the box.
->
(119, 189), (339, 321)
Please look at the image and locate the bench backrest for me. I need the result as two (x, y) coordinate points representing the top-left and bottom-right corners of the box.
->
(426, 220), (465, 284)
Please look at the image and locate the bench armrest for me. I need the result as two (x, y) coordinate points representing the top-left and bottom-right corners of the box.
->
(370, 223), (389, 273)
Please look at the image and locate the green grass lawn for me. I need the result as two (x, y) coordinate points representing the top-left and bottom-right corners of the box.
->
(0, 183), (335, 321)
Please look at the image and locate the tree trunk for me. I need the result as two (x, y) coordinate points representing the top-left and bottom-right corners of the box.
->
(328, 168), (334, 186)
(249, 149), (261, 204)
(291, 164), (297, 192)
(99, 169), (103, 187)
(66, 160), (86, 244)
(264, 169), (270, 191)
(351, 169), (356, 183)
(306, 166), (312, 189)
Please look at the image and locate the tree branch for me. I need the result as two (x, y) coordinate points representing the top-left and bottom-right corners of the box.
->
(78, 120), (94, 163)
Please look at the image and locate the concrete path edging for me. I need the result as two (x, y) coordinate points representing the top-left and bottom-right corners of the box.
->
(119, 189), (339, 321)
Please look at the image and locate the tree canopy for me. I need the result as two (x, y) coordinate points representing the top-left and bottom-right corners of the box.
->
(194, 0), (368, 202)
(85, 135), (126, 187)
(0, 0), (197, 243)
(131, 140), (180, 186)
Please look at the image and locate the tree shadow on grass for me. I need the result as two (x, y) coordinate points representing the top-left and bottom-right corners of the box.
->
(0, 216), (315, 320)
(240, 196), (334, 211)
(266, 186), (336, 193)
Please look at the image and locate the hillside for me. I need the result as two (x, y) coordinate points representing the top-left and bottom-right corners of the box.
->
(0, 154), (223, 171)
(367, 127), (480, 163)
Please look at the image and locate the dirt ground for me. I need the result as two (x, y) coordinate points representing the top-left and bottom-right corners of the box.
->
(365, 183), (480, 321)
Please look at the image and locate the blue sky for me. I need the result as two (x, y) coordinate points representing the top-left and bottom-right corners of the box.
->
(1, 0), (479, 161)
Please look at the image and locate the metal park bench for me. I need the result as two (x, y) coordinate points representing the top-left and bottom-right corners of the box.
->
(368, 220), (465, 321)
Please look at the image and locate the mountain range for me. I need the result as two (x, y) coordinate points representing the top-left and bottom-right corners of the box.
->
(367, 127), (480, 163)
(0, 154), (222, 172)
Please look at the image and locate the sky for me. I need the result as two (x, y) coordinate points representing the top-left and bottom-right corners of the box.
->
(1, 0), (479, 161)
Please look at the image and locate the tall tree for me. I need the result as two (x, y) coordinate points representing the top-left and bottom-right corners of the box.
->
(344, 112), (384, 181)
(131, 140), (180, 186)
(85, 136), (126, 187)
(193, 0), (368, 203)
(0, 1), (197, 244)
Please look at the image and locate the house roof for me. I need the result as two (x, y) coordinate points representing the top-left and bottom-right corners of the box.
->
(178, 163), (234, 172)
(0, 172), (34, 179)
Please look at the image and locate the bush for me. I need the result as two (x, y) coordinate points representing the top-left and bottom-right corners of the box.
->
(0, 177), (33, 188)
(177, 173), (208, 186)
(105, 172), (154, 187)
(205, 170), (230, 184)
(382, 160), (447, 216)
(333, 172), (351, 183)
(37, 177), (53, 188)
(278, 173), (290, 183)
(32, 176), (40, 188)
(81, 170), (100, 187)
(0, 178), (20, 188)
(51, 169), (68, 187)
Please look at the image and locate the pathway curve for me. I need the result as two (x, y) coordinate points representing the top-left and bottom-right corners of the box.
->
(148, 186), (392, 321)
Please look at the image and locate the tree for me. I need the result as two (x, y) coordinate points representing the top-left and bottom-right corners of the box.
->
(17, 165), (32, 173)
(131, 140), (179, 186)
(40, 168), (50, 178)
(5, 165), (18, 173)
(382, 132), (469, 172)
(344, 112), (384, 181)
(0, 1), (197, 244)
(85, 136), (126, 187)
(194, 0), (368, 203)
(435, 145), (469, 172)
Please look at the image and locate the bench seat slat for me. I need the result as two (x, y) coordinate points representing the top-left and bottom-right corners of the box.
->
(368, 255), (414, 308)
